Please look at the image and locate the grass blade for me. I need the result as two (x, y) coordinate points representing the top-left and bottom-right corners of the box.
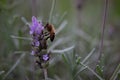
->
(73, 48), (95, 79)
(51, 45), (75, 54)
(110, 64), (120, 80)
(21, 17), (30, 26)
(11, 35), (32, 40)
(57, 12), (67, 26)
(49, 0), (56, 23)
(81, 48), (95, 64)
(3, 53), (25, 80)
(80, 62), (104, 80)
(56, 20), (68, 35)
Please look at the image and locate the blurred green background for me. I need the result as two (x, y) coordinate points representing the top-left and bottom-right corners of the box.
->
(0, 0), (120, 80)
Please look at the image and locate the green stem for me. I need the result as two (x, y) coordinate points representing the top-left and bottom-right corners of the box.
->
(43, 68), (48, 80)
(49, 0), (56, 23)
(31, 0), (37, 16)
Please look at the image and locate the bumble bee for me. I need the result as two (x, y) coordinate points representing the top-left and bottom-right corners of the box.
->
(45, 23), (55, 42)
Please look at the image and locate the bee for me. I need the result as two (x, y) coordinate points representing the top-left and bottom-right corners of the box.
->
(45, 23), (55, 42)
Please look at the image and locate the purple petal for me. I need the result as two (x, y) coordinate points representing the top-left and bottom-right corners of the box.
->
(35, 22), (44, 34)
(29, 27), (34, 34)
(35, 41), (40, 47)
(31, 50), (35, 55)
(29, 16), (44, 35)
(29, 25), (36, 35)
(32, 16), (38, 27)
(43, 54), (49, 61)
(29, 16), (38, 33)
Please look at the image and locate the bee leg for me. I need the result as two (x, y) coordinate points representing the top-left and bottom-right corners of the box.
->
(45, 36), (50, 40)
(43, 32), (50, 36)
(43, 32), (50, 40)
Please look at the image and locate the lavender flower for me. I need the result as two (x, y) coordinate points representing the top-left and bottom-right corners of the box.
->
(29, 16), (54, 69)
(43, 54), (49, 61)
(29, 16), (45, 56)
(29, 16), (44, 35)
(34, 40), (40, 47)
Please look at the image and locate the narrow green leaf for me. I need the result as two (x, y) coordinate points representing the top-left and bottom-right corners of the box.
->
(81, 48), (95, 64)
(3, 53), (25, 80)
(49, 0), (56, 23)
(80, 62), (104, 80)
(11, 35), (32, 40)
(96, 65), (103, 78)
(110, 64), (120, 80)
(61, 54), (69, 65)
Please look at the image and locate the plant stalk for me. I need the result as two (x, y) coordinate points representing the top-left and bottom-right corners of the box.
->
(98, 0), (109, 64)
(43, 68), (48, 80)
(31, 0), (37, 16)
